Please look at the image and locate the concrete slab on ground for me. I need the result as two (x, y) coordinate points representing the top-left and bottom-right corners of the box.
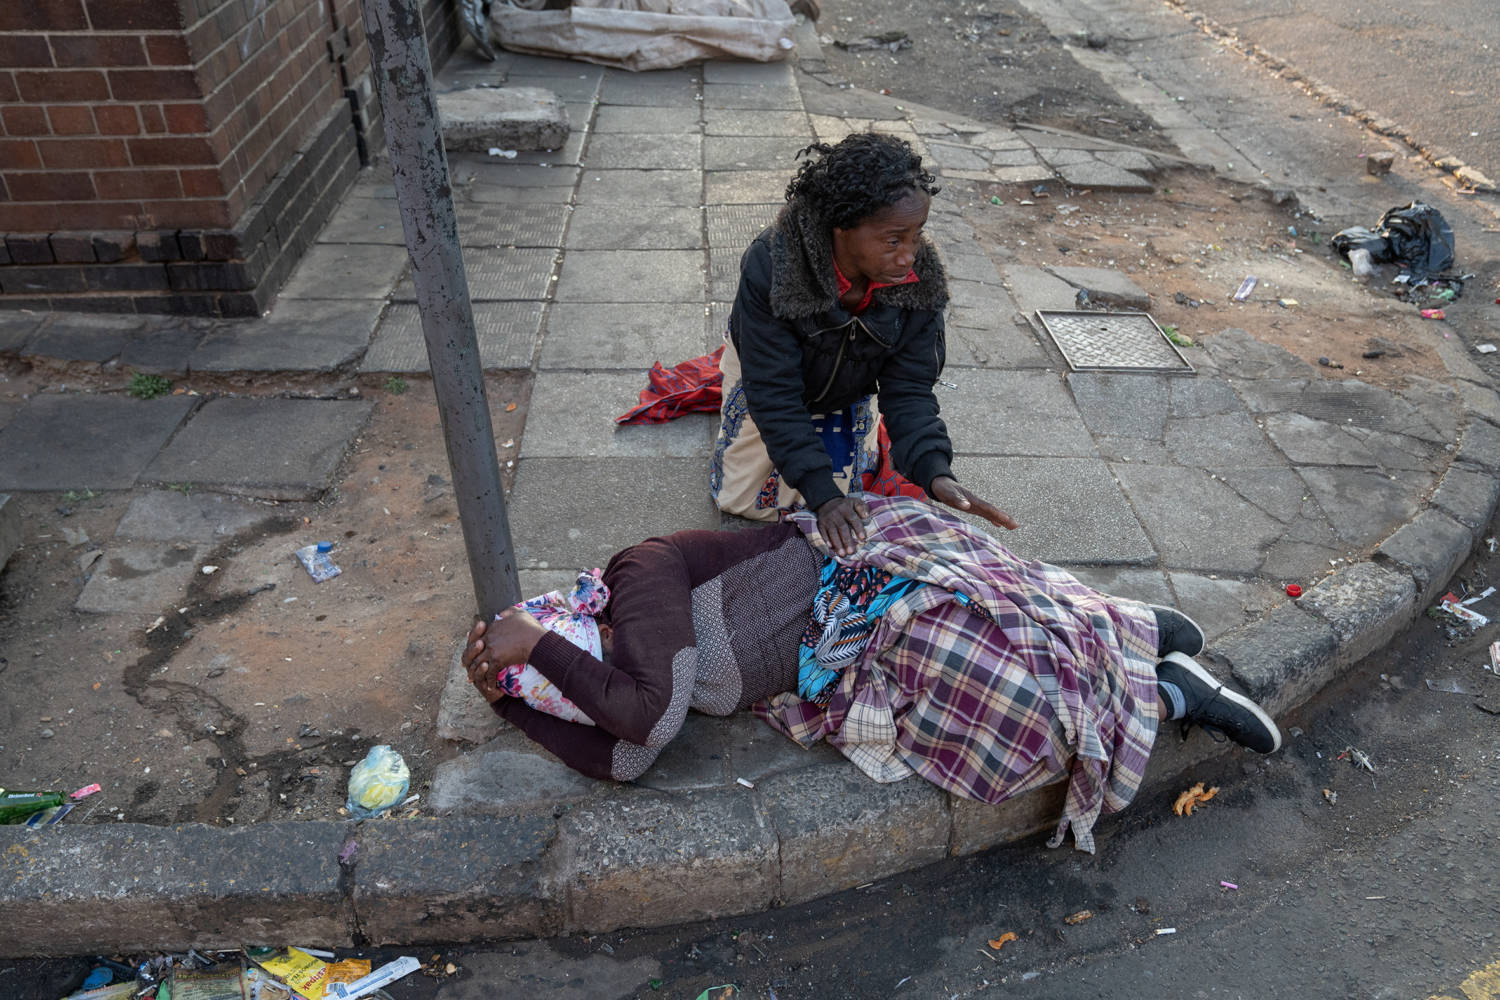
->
(552, 250), (706, 304)
(0, 493), (19, 571)
(506, 457), (719, 568)
(74, 541), (201, 614)
(189, 300), (382, 373)
(436, 86), (570, 152)
(521, 371), (715, 459)
(938, 370), (1098, 457)
(275, 244), (408, 300)
(950, 455), (1156, 565)
(115, 490), (281, 544)
(539, 302), (714, 369)
(144, 398), (374, 501)
(360, 302), (541, 373)
(0, 394), (198, 491)
(24, 313), (144, 362)
(391, 247), (557, 303)
(565, 205), (702, 250)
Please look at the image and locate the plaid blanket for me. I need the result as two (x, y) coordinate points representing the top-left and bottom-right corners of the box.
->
(756, 496), (1160, 852)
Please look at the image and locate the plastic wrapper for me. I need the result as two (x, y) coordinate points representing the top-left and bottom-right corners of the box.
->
(1332, 202), (1455, 279)
(345, 746), (410, 818)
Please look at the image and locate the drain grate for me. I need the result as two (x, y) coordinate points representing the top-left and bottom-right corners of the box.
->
(1035, 310), (1194, 373)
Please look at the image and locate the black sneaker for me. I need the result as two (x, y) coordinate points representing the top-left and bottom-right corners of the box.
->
(1149, 605), (1205, 658)
(1157, 652), (1281, 753)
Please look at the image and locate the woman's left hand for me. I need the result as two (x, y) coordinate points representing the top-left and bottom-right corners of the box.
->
(929, 476), (1019, 530)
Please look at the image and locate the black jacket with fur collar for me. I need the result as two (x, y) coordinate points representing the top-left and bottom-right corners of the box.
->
(727, 198), (954, 511)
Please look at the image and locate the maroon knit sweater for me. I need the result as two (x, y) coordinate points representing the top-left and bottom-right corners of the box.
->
(492, 520), (822, 780)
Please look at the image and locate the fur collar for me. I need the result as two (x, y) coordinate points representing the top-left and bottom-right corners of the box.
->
(768, 198), (949, 319)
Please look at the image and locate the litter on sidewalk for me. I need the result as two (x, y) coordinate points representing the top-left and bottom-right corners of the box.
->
(56, 947), (418, 1000)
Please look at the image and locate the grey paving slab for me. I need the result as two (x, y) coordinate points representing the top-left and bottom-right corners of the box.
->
(521, 371), (715, 459)
(491, 74), (598, 105)
(946, 278), (1006, 312)
(704, 135), (804, 171)
(462, 163), (582, 189)
(1212, 465), (1317, 526)
(361, 302), (542, 373)
(467, 182), (577, 205)
(74, 541), (201, 614)
(701, 60), (795, 86)
(1046, 265), (1152, 310)
(1168, 377), (1242, 418)
(491, 51), (606, 78)
(1457, 415), (1500, 471)
(1112, 463), (1285, 575)
(115, 490), (278, 543)
(392, 248), (556, 302)
(1163, 411), (1280, 467)
(276, 244), (408, 300)
(1236, 378), (1458, 444)
(507, 458), (719, 568)
(0, 394), (197, 491)
(1097, 150), (1159, 173)
(939, 370), (1097, 457)
(505, 128), (588, 167)
(575, 169), (702, 206)
(629, 712), (735, 792)
(707, 301), (732, 341)
(1057, 160), (1154, 192)
(944, 313), (1053, 369)
(942, 251), (1004, 285)
(26, 313), (144, 362)
(1260, 413), (1437, 471)
(1202, 328), (1316, 379)
(1065, 565), (1172, 606)
(597, 69), (700, 107)
(540, 302), (714, 369)
(1166, 572), (1282, 643)
(585, 133), (703, 171)
(119, 322), (205, 374)
(703, 107), (811, 137)
(591, 106), (701, 134)
(715, 710), (840, 782)
(0, 311), (43, 353)
(1297, 466), (1429, 550)
(145, 398), (374, 501)
(429, 738), (602, 816)
(190, 299), (382, 372)
(705, 204), (778, 251)
(565, 205), (702, 250)
(949, 456), (1155, 565)
(1066, 371), (1169, 439)
(798, 82), (906, 120)
(925, 141), (992, 173)
(701, 82), (803, 111)
(1003, 264), (1080, 314)
(552, 250), (705, 304)
(705, 170), (791, 204)
(453, 202), (570, 248)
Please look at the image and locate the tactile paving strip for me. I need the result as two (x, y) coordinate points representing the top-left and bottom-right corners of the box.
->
(1034, 310), (1194, 373)
(360, 302), (543, 372)
(705, 203), (780, 250)
(391, 247), (557, 302)
(454, 203), (569, 248)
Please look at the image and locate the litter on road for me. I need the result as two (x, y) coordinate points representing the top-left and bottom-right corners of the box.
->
(1173, 782), (1218, 816)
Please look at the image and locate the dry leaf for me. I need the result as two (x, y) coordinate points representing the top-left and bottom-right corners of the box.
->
(505, 402), (517, 412)
(1322, 788), (1338, 806)
(1063, 909), (1093, 925)
(1172, 781), (1219, 816)
(987, 931), (1018, 950)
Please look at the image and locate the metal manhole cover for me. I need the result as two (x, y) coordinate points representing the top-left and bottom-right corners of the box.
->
(1035, 310), (1194, 373)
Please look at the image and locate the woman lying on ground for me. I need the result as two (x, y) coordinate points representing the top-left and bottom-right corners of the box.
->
(463, 496), (1280, 852)
(713, 131), (1015, 556)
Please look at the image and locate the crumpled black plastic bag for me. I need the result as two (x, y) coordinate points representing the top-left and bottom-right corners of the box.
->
(1332, 202), (1456, 278)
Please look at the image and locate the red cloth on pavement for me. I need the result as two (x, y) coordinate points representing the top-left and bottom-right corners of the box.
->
(614, 346), (725, 425)
(616, 348), (926, 500)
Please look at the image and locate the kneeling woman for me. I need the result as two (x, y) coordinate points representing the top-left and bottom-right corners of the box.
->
(463, 497), (1280, 852)
(713, 132), (1015, 556)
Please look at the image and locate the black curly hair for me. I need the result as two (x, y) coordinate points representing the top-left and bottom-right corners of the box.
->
(785, 132), (939, 230)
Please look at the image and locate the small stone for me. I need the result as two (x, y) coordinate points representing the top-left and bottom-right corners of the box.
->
(40, 728), (54, 738)
(1366, 151), (1395, 175)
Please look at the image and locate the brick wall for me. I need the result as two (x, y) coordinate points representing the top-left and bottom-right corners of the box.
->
(0, 0), (463, 316)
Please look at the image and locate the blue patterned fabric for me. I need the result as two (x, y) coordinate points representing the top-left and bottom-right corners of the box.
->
(797, 557), (927, 701)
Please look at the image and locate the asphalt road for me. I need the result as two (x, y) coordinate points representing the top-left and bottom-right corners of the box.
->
(1162, 0), (1499, 182)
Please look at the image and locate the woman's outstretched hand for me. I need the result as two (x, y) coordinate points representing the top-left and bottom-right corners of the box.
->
(816, 494), (872, 557)
(929, 475), (1019, 531)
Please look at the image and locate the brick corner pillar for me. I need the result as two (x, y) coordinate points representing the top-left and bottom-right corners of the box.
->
(0, 0), (461, 319)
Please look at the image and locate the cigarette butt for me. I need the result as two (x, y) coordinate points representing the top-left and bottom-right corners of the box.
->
(736, 777), (755, 789)
(1155, 928), (1177, 936)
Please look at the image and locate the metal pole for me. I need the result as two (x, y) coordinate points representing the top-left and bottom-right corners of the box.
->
(359, 0), (521, 617)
